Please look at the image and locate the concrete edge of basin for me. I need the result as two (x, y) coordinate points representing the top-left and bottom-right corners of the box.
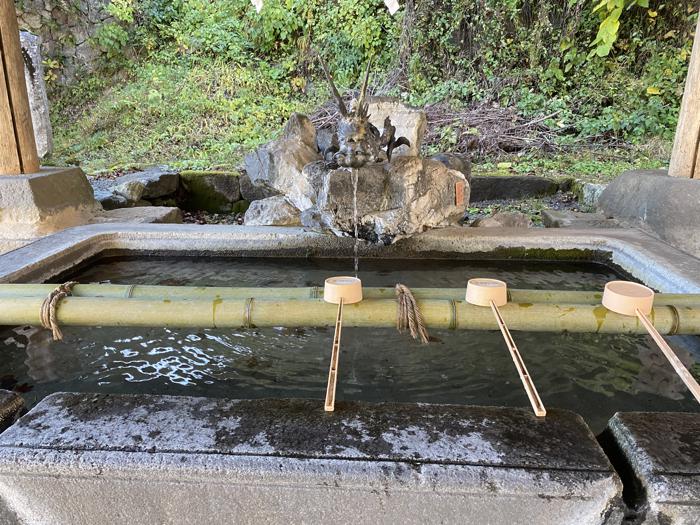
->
(0, 224), (698, 292)
(0, 393), (624, 525)
(600, 411), (700, 524)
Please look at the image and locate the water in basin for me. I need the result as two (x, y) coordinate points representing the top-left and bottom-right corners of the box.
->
(1, 256), (699, 433)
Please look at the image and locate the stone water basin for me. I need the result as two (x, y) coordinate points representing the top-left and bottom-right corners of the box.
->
(2, 255), (699, 434)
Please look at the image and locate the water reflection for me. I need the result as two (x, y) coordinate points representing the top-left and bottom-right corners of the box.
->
(0, 256), (698, 434)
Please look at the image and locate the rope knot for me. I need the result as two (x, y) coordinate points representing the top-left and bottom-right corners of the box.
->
(396, 283), (430, 344)
(40, 281), (79, 341)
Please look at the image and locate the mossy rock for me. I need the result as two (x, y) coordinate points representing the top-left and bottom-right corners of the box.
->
(180, 170), (241, 213)
(231, 200), (250, 213)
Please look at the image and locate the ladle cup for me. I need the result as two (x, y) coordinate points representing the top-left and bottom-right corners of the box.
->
(602, 281), (700, 404)
(323, 277), (363, 412)
(466, 278), (547, 417)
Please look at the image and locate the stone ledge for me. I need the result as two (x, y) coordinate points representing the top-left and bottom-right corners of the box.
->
(0, 166), (99, 237)
(598, 169), (700, 257)
(92, 206), (183, 224)
(603, 412), (700, 524)
(470, 175), (560, 201)
(0, 393), (622, 524)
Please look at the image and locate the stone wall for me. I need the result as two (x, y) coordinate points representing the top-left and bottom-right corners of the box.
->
(15, 0), (111, 83)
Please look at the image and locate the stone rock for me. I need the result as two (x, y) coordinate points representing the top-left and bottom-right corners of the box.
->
(111, 166), (179, 202)
(598, 169), (700, 257)
(244, 196), (301, 226)
(239, 172), (279, 202)
(19, 31), (53, 159)
(430, 153), (472, 183)
(542, 210), (619, 229)
(179, 171), (241, 213)
(93, 206), (182, 224)
(301, 157), (469, 244)
(366, 97), (426, 157)
(244, 113), (321, 210)
(573, 180), (607, 209)
(470, 176), (559, 201)
(93, 189), (128, 211)
(603, 412), (700, 524)
(0, 167), (100, 238)
(471, 211), (532, 228)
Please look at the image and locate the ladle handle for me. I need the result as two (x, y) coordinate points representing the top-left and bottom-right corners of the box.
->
(325, 298), (344, 412)
(636, 309), (700, 404)
(490, 300), (547, 418)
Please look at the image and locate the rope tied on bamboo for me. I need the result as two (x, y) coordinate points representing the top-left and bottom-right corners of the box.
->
(40, 281), (78, 341)
(395, 284), (430, 344)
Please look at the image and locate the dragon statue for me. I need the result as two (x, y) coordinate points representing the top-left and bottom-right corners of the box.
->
(319, 57), (410, 168)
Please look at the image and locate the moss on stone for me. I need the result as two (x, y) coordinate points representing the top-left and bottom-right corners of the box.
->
(180, 171), (241, 213)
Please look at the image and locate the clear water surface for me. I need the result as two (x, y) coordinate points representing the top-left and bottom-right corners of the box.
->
(1, 256), (698, 434)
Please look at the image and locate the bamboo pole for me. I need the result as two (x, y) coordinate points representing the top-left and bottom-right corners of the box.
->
(1, 284), (699, 306)
(1, 296), (700, 334)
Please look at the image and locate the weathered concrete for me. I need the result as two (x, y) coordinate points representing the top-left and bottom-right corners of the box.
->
(603, 412), (700, 524)
(598, 169), (700, 257)
(0, 167), (100, 238)
(0, 393), (621, 524)
(1, 225), (700, 294)
(470, 175), (560, 201)
(0, 390), (23, 433)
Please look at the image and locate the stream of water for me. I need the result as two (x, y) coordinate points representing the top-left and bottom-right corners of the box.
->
(352, 167), (359, 277)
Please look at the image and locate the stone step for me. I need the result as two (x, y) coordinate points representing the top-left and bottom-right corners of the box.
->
(602, 412), (700, 524)
(542, 210), (620, 229)
(93, 206), (182, 224)
(0, 393), (622, 524)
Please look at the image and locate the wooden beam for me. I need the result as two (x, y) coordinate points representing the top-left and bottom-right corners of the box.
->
(670, 17), (700, 178)
(0, 0), (39, 174)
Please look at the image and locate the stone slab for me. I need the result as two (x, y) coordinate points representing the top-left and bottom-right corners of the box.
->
(470, 176), (560, 201)
(542, 210), (620, 229)
(92, 206), (182, 224)
(0, 167), (99, 237)
(598, 169), (700, 257)
(0, 393), (621, 524)
(604, 412), (700, 524)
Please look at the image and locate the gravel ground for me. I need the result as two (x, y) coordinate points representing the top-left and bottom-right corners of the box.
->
(182, 210), (244, 225)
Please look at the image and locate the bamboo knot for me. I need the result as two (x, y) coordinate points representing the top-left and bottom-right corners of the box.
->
(40, 281), (79, 341)
(395, 283), (430, 344)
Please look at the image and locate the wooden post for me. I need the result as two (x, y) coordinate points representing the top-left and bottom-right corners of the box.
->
(670, 17), (700, 178)
(0, 0), (39, 174)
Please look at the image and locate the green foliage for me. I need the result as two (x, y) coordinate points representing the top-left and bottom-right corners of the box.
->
(590, 0), (649, 57)
(48, 0), (698, 173)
